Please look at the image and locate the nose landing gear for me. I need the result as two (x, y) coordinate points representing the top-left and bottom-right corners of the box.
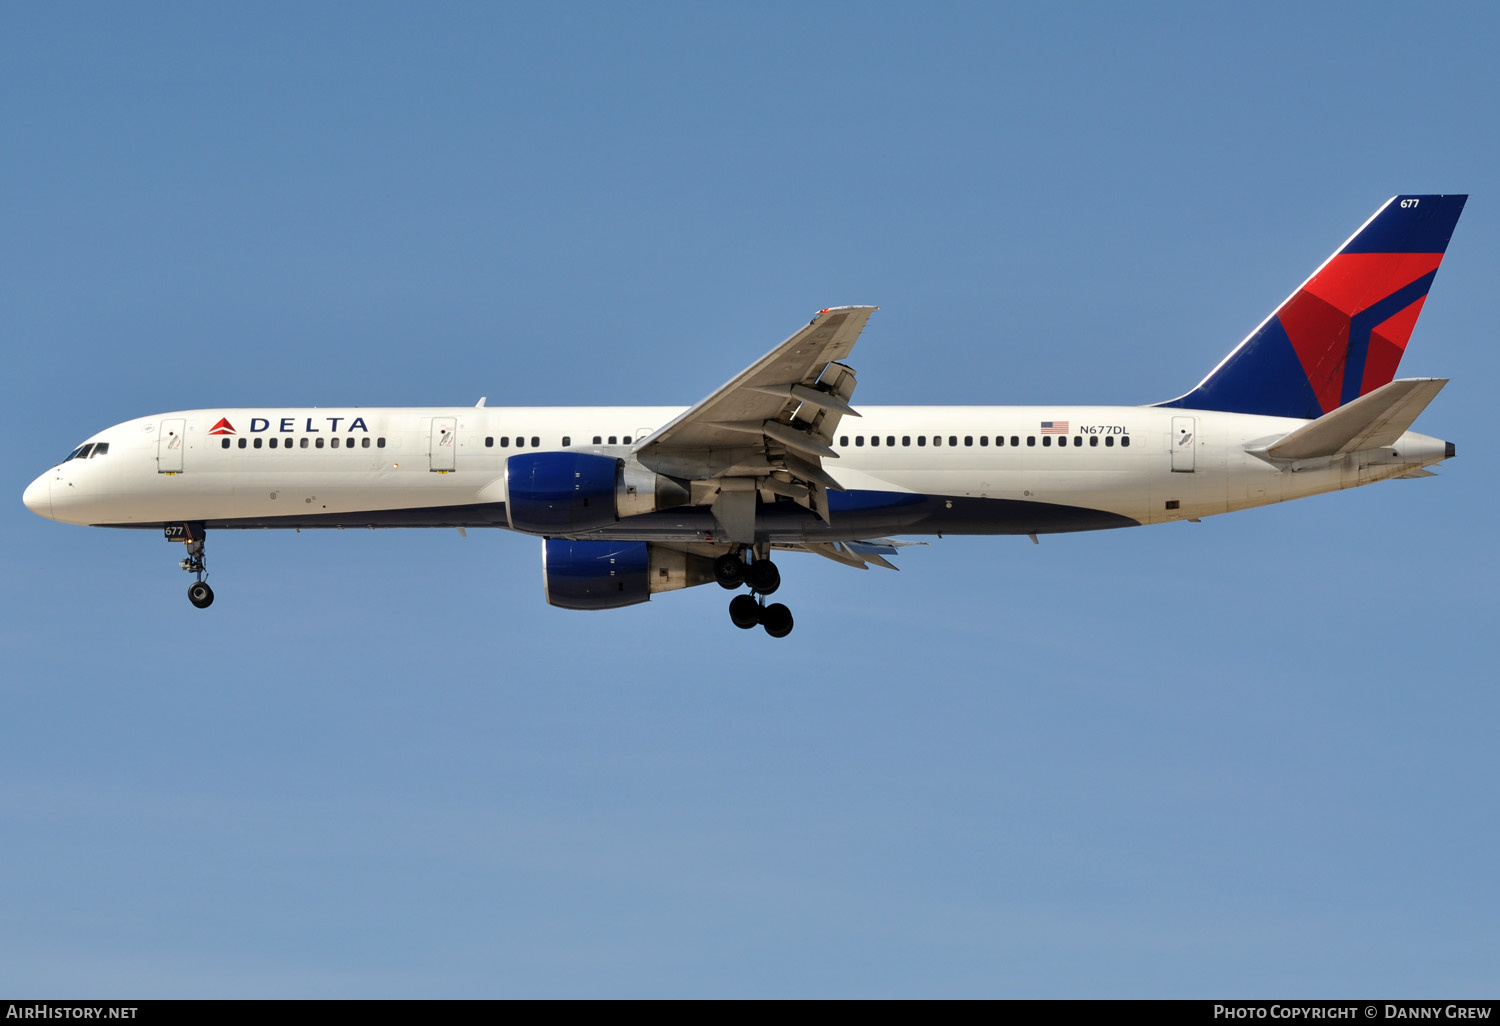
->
(166, 522), (214, 608)
(719, 549), (793, 637)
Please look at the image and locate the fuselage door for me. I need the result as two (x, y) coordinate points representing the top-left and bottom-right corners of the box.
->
(1171, 416), (1196, 473)
(430, 417), (457, 472)
(158, 418), (186, 474)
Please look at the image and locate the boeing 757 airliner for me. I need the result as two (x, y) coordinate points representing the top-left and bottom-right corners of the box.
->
(23, 195), (1466, 637)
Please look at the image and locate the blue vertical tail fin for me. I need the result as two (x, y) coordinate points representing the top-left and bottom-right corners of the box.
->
(1159, 194), (1466, 420)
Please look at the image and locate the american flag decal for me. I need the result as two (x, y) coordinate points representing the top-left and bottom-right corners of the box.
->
(1040, 420), (1069, 434)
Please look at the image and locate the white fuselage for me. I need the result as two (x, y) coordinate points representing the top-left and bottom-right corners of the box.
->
(24, 404), (1450, 542)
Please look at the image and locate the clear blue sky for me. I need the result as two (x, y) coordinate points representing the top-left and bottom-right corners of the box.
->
(4, 2), (1497, 997)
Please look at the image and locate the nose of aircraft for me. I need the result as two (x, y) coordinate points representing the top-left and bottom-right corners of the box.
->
(22, 474), (52, 519)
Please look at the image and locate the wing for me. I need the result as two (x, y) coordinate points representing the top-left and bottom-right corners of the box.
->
(632, 305), (876, 541)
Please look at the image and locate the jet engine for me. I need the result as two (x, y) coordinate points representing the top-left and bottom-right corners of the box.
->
(542, 539), (716, 610)
(504, 453), (689, 535)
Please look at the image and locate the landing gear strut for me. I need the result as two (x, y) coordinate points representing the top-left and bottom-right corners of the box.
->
(721, 549), (793, 637)
(170, 524), (214, 609)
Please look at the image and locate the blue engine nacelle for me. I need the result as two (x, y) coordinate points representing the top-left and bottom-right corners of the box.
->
(506, 452), (619, 534)
(543, 539), (649, 609)
(505, 452), (690, 536)
(543, 539), (717, 610)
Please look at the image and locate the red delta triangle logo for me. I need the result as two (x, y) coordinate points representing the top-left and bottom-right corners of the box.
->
(208, 417), (237, 436)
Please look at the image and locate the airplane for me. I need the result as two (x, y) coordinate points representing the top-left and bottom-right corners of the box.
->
(22, 194), (1466, 638)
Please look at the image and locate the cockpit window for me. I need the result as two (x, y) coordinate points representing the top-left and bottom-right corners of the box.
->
(90, 443), (109, 457)
(63, 444), (92, 462)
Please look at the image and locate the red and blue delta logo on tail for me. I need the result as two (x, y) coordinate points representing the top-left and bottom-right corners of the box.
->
(1160, 194), (1467, 420)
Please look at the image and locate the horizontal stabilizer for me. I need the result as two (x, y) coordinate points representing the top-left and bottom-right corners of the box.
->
(1254, 378), (1447, 461)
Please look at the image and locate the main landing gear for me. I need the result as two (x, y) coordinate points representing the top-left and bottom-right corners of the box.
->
(715, 550), (793, 638)
(171, 525), (214, 609)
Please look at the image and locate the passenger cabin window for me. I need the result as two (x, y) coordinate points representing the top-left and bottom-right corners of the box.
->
(918, 436), (926, 446)
(531, 436), (541, 447)
(562, 436), (571, 447)
(316, 438), (325, 449)
(1010, 436), (1019, 447)
(1121, 436), (1131, 447)
(362, 437), (371, 448)
(300, 437), (310, 449)
(593, 436), (603, 445)
(608, 436), (617, 444)
(621, 436), (630, 444)
(871, 436), (879, 447)
(964, 436), (973, 446)
(1090, 436), (1099, 447)
(855, 436), (865, 447)
(269, 438), (277, 449)
(485, 437), (494, 447)
(238, 438), (248, 449)
(933, 436), (941, 447)
(1074, 436), (1083, 447)
(515, 437), (524, 448)
(254, 438), (263, 449)
(377, 438), (386, 448)
(330, 437), (339, 449)
(1106, 436), (1114, 447)
(949, 436), (958, 446)
(979, 436), (988, 446)
(1042, 436), (1051, 447)
(840, 436), (849, 447)
(902, 436), (910, 446)
(1026, 436), (1035, 446)
(222, 438), (231, 449)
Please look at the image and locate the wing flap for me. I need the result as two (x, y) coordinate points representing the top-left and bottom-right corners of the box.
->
(769, 537), (925, 571)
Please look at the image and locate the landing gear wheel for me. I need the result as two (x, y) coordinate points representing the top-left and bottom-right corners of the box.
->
(745, 559), (781, 595)
(188, 581), (215, 609)
(714, 552), (746, 590)
(728, 594), (761, 629)
(761, 602), (793, 638)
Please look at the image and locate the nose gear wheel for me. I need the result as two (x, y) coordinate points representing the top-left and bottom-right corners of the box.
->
(172, 527), (215, 609)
